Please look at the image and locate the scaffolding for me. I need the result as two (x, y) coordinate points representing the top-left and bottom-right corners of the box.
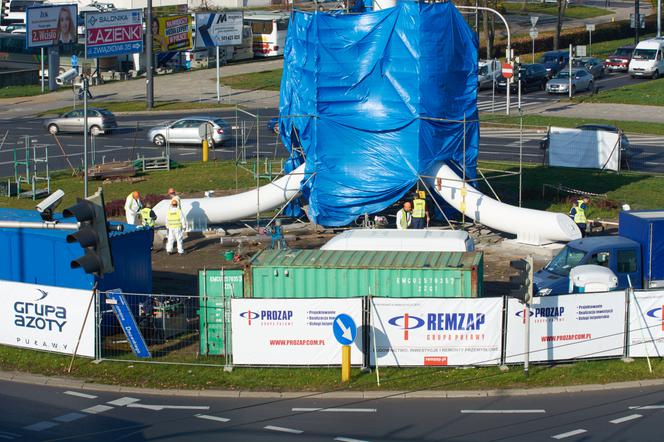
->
(8, 135), (51, 200)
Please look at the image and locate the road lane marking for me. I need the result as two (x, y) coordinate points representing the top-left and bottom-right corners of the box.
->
(53, 412), (86, 423)
(64, 391), (97, 399)
(178, 152), (197, 156)
(335, 437), (370, 442)
(629, 405), (664, 410)
(264, 425), (303, 434)
(292, 408), (376, 413)
(195, 414), (230, 423)
(126, 404), (210, 411)
(461, 409), (545, 414)
(81, 405), (114, 414)
(610, 414), (642, 424)
(107, 397), (140, 406)
(23, 421), (59, 431)
(551, 429), (587, 439)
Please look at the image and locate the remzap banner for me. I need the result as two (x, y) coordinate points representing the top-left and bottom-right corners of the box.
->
(27, 4), (78, 48)
(195, 12), (243, 48)
(85, 10), (143, 58)
(0, 280), (95, 357)
(505, 293), (625, 363)
(370, 298), (503, 367)
(628, 290), (664, 357)
(231, 298), (363, 365)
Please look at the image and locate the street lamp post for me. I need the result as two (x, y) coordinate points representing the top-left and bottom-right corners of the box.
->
(146, 0), (154, 109)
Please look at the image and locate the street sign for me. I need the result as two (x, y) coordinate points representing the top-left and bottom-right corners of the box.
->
(530, 16), (539, 27)
(529, 27), (539, 39)
(501, 62), (514, 79)
(586, 24), (595, 32)
(630, 13), (646, 29)
(332, 313), (357, 346)
(576, 45), (587, 57)
(70, 55), (78, 67)
(106, 290), (151, 358)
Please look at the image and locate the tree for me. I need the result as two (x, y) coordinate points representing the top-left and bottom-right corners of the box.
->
(553, 0), (568, 50)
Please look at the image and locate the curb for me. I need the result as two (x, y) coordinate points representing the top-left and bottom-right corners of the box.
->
(2, 370), (663, 399)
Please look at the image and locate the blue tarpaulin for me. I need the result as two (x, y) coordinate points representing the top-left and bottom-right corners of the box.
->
(279, 1), (478, 226)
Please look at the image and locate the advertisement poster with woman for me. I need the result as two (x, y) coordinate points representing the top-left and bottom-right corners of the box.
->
(26, 4), (78, 48)
(152, 15), (192, 53)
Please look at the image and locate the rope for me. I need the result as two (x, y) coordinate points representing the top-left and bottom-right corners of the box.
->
(542, 183), (607, 198)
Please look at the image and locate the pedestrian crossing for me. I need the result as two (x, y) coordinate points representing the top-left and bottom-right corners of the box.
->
(626, 134), (664, 148)
(477, 96), (551, 113)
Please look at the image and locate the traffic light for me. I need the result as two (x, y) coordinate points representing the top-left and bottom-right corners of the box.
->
(509, 256), (533, 304)
(63, 188), (115, 276)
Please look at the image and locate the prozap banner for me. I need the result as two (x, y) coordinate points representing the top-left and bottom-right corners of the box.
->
(85, 10), (143, 58)
(231, 298), (363, 365)
(195, 11), (243, 48)
(26, 4), (78, 48)
(152, 15), (192, 53)
(0, 280), (95, 357)
(370, 298), (503, 367)
(628, 290), (664, 357)
(505, 293), (625, 363)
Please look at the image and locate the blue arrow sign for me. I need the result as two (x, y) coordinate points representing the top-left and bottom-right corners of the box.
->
(71, 55), (78, 67)
(332, 313), (357, 346)
(106, 290), (151, 358)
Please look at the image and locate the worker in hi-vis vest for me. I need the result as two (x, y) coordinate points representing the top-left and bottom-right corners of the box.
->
(569, 196), (590, 237)
(124, 191), (142, 225)
(166, 198), (187, 255)
(395, 201), (412, 230)
(411, 190), (430, 229)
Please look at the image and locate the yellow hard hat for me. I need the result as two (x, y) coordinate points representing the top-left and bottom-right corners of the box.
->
(132, 191), (139, 198)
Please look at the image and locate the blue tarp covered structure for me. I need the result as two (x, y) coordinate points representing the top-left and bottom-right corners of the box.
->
(279, 1), (478, 226)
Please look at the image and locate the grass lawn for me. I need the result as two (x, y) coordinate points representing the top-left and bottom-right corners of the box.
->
(2, 345), (664, 391)
(39, 100), (235, 116)
(0, 84), (48, 99)
(579, 77), (664, 107)
(221, 69), (282, 91)
(503, 2), (613, 19)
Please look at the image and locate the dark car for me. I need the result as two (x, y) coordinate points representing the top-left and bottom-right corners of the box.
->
(570, 57), (605, 78)
(605, 45), (635, 72)
(538, 50), (570, 78)
(496, 63), (548, 93)
(540, 124), (632, 165)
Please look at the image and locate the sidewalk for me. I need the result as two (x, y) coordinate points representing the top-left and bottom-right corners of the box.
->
(537, 102), (664, 124)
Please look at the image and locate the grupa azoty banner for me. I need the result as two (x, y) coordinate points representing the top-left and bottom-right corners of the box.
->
(370, 298), (503, 366)
(628, 290), (664, 357)
(85, 10), (143, 58)
(231, 298), (363, 365)
(505, 292), (625, 363)
(26, 4), (78, 48)
(0, 280), (95, 357)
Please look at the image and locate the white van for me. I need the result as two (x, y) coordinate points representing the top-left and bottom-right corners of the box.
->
(478, 59), (501, 89)
(628, 37), (664, 79)
(321, 229), (475, 252)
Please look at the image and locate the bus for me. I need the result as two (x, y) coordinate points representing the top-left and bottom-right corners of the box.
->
(244, 12), (289, 57)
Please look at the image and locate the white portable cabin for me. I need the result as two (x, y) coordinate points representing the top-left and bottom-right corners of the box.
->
(321, 229), (475, 252)
(569, 265), (619, 294)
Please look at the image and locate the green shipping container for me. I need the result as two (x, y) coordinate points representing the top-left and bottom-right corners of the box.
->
(250, 249), (483, 298)
(198, 269), (244, 355)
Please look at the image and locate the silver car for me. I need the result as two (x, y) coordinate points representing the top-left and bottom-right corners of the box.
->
(44, 108), (117, 136)
(147, 117), (232, 147)
(545, 68), (594, 94)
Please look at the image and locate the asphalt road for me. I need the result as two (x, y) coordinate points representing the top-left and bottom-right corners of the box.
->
(2, 380), (664, 441)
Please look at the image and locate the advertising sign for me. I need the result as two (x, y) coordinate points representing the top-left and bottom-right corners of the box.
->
(26, 4), (78, 48)
(628, 290), (664, 358)
(85, 10), (143, 58)
(231, 298), (363, 365)
(152, 14), (192, 53)
(195, 12), (244, 48)
(148, 4), (188, 17)
(0, 280), (95, 357)
(370, 298), (503, 366)
(106, 290), (151, 358)
(505, 293), (625, 363)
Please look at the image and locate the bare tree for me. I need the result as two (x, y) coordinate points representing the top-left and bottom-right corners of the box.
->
(553, 0), (568, 50)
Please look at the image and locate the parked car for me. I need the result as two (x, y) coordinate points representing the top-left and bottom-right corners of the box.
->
(496, 63), (548, 93)
(604, 44), (635, 72)
(539, 124), (631, 164)
(545, 68), (594, 94)
(44, 108), (117, 136)
(147, 116), (232, 147)
(569, 57), (605, 78)
(267, 117), (279, 135)
(538, 50), (570, 78)
(478, 59), (501, 89)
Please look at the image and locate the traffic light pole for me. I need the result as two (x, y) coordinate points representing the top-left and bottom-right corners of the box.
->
(0, 221), (78, 230)
(83, 77), (89, 197)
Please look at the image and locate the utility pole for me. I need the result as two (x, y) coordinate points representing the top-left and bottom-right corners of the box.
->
(146, 0), (154, 109)
(635, 0), (640, 45)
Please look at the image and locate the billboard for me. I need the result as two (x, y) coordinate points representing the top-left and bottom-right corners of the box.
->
(85, 10), (143, 58)
(147, 4), (188, 17)
(370, 298), (503, 366)
(152, 14), (192, 53)
(195, 12), (244, 48)
(628, 290), (664, 357)
(26, 4), (78, 48)
(0, 280), (95, 357)
(231, 298), (363, 365)
(505, 293), (625, 363)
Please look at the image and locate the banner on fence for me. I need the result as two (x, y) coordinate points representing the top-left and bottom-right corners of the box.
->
(85, 10), (143, 58)
(505, 293), (625, 363)
(628, 290), (664, 358)
(27, 4), (78, 48)
(195, 12), (244, 48)
(0, 280), (95, 357)
(370, 298), (503, 366)
(231, 298), (363, 365)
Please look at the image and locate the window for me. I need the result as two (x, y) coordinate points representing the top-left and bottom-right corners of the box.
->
(546, 247), (586, 276)
(64, 110), (82, 118)
(171, 120), (188, 129)
(250, 20), (273, 35)
(276, 19), (288, 31)
(632, 49), (657, 60)
(589, 251), (610, 268)
(617, 250), (637, 273)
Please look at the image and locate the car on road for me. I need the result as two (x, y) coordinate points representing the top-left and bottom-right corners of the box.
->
(478, 59), (501, 89)
(538, 50), (570, 78)
(628, 37), (664, 79)
(569, 57), (605, 78)
(496, 63), (548, 93)
(44, 108), (117, 136)
(147, 116), (232, 147)
(604, 44), (635, 72)
(540, 124), (632, 164)
(545, 68), (594, 94)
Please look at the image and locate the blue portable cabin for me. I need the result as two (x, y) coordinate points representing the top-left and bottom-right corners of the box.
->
(0, 208), (152, 294)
